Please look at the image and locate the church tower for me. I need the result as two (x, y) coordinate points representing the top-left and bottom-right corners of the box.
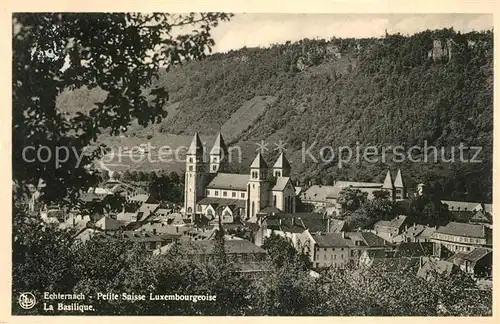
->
(382, 170), (395, 201)
(184, 132), (206, 218)
(272, 152), (291, 178)
(247, 153), (270, 221)
(209, 132), (228, 173)
(393, 168), (406, 201)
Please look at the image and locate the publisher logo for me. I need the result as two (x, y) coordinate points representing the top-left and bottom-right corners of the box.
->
(18, 292), (36, 310)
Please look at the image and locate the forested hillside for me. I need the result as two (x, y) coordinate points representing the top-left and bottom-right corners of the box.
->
(57, 28), (493, 202)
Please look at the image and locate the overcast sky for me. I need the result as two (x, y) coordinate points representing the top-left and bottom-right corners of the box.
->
(209, 13), (493, 53)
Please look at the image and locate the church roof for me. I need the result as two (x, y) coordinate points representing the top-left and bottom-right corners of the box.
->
(272, 177), (292, 191)
(187, 132), (204, 156)
(206, 173), (249, 190)
(250, 153), (268, 169)
(335, 181), (383, 188)
(302, 185), (338, 202)
(210, 132), (228, 156)
(394, 169), (405, 188)
(382, 170), (394, 189)
(198, 197), (246, 209)
(273, 153), (291, 170)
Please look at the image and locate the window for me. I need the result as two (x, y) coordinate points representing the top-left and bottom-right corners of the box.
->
(215, 191), (219, 196)
(241, 193), (245, 198)
(273, 195), (277, 207)
(212, 165), (216, 171)
(253, 184), (255, 188)
(232, 192), (236, 198)
(324, 248), (327, 252)
(223, 191), (227, 197)
(189, 157), (193, 163)
(197, 205), (202, 212)
(334, 255), (336, 259)
(206, 190), (210, 195)
(189, 165), (193, 171)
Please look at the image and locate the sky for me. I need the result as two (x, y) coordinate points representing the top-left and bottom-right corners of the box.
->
(208, 13), (493, 53)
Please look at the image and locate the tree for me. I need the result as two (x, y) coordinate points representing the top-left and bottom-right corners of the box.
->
(362, 190), (394, 221)
(409, 196), (452, 226)
(261, 232), (311, 270)
(322, 174), (334, 185)
(13, 13), (233, 203)
(337, 188), (368, 212)
(136, 171), (147, 182)
(122, 170), (132, 181)
(169, 171), (180, 183)
(100, 170), (110, 182)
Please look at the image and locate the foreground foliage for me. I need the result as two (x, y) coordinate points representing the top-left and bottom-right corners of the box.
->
(12, 207), (492, 316)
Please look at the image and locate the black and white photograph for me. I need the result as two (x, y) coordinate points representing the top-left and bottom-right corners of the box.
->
(8, 3), (495, 318)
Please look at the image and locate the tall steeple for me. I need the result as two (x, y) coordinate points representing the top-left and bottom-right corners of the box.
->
(272, 152), (291, 178)
(187, 132), (204, 158)
(184, 132), (206, 218)
(209, 132), (228, 173)
(250, 153), (268, 180)
(382, 170), (394, 189)
(382, 170), (395, 201)
(247, 153), (269, 221)
(394, 168), (406, 201)
(394, 168), (405, 188)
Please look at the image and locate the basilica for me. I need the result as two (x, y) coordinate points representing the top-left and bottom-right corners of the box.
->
(183, 132), (296, 223)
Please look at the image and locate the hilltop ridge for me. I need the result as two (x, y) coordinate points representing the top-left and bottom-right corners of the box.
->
(57, 28), (493, 202)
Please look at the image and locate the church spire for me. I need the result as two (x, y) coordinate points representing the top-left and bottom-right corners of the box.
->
(209, 132), (228, 173)
(273, 152), (291, 177)
(187, 132), (204, 156)
(250, 153), (268, 181)
(210, 132), (228, 155)
(382, 170), (394, 189)
(394, 168), (405, 188)
(250, 153), (268, 169)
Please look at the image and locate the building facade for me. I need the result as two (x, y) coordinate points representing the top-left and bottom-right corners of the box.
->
(183, 132), (297, 222)
(431, 222), (492, 254)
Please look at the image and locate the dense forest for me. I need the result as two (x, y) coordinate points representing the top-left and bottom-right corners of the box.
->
(58, 28), (493, 202)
